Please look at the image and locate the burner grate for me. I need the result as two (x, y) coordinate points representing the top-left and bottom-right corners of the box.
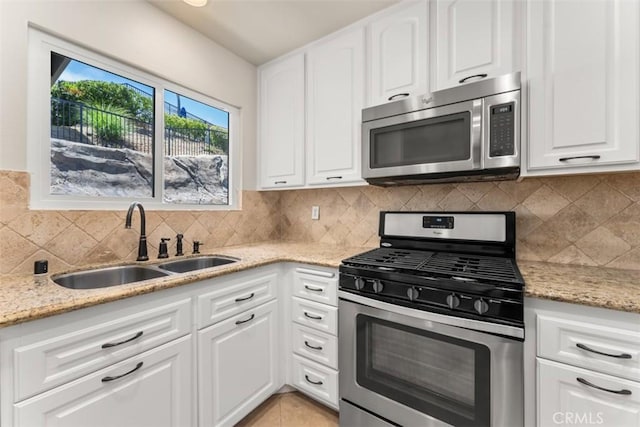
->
(418, 253), (523, 284)
(343, 248), (433, 270)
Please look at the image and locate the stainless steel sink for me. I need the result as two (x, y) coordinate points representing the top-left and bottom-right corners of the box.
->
(53, 265), (169, 290)
(157, 256), (238, 274)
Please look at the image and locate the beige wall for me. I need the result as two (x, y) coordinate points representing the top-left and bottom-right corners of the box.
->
(0, 0), (258, 189)
(2, 169), (640, 274)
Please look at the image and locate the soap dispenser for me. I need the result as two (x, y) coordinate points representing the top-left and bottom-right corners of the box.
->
(158, 237), (170, 259)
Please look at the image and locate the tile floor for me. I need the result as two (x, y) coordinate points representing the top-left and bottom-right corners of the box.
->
(236, 392), (338, 427)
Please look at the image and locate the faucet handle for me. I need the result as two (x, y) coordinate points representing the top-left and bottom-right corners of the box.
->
(158, 237), (171, 259)
(193, 241), (202, 254)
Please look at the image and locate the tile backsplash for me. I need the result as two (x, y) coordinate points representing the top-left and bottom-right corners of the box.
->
(280, 173), (640, 270)
(0, 170), (280, 274)
(2, 169), (640, 274)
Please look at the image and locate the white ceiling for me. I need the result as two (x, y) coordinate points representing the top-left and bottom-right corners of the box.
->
(147, 0), (399, 65)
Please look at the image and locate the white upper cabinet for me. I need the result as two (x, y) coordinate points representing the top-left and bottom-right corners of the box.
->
(258, 53), (305, 188)
(306, 28), (365, 186)
(431, 0), (521, 91)
(527, 0), (640, 172)
(367, 1), (428, 106)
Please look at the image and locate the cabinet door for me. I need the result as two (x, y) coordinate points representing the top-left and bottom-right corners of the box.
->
(367, 1), (428, 106)
(306, 28), (365, 186)
(537, 358), (640, 427)
(258, 54), (305, 188)
(198, 300), (278, 427)
(432, 0), (520, 91)
(14, 336), (192, 427)
(527, 0), (640, 171)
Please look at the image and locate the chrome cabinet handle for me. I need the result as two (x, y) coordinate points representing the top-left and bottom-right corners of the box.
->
(559, 155), (600, 162)
(576, 377), (632, 395)
(235, 293), (255, 302)
(305, 375), (323, 385)
(304, 312), (323, 320)
(304, 285), (323, 292)
(101, 362), (143, 383)
(304, 341), (323, 351)
(388, 93), (410, 101)
(101, 331), (143, 349)
(459, 73), (488, 84)
(326, 176), (342, 180)
(576, 343), (632, 359)
(235, 314), (255, 325)
(274, 180), (287, 184)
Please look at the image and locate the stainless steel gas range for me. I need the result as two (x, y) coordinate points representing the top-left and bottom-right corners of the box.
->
(338, 211), (524, 427)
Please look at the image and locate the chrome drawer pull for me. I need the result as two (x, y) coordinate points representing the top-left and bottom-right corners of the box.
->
(305, 375), (323, 386)
(101, 331), (143, 349)
(576, 343), (632, 359)
(304, 341), (323, 351)
(576, 377), (632, 395)
(305, 285), (323, 292)
(235, 314), (255, 325)
(559, 155), (600, 162)
(101, 362), (143, 383)
(304, 312), (323, 320)
(235, 293), (255, 302)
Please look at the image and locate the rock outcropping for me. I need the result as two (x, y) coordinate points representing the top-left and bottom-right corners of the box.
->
(50, 139), (228, 204)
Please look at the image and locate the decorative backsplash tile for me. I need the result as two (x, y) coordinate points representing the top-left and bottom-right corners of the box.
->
(2, 169), (640, 274)
(0, 170), (280, 274)
(279, 173), (640, 271)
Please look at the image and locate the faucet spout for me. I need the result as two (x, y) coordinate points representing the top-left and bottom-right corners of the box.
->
(125, 202), (149, 261)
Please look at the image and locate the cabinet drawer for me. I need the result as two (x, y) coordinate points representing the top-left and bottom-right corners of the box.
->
(13, 298), (191, 402)
(197, 270), (278, 329)
(291, 297), (337, 335)
(15, 335), (192, 427)
(537, 358), (640, 427)
(292, 323), (338, 369)
(537, 314), (640, 381)
(291, 354), (338, 409)
(292, 267), (338, 306)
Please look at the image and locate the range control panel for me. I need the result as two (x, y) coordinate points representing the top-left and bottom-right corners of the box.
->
(489, 102), (515, 157)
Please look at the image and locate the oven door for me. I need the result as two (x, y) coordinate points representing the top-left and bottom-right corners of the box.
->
(339, 292), (523, 427)
(362, 99), (482, 180)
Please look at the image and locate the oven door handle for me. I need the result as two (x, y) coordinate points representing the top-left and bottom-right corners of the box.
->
(338, 290), (524, 339)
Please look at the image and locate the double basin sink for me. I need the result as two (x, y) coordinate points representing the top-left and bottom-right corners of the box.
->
(52, 256), (239, 290)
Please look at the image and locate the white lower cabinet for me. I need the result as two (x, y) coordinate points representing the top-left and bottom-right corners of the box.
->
(291, 354), (339, 408)
(526, 298), (640, 427)
(198, 299), (279, 427)
(537, 358), (640, 427)
(14, 335), (192, 427)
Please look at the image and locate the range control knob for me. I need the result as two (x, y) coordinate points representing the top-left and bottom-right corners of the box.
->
(446, 294), (460, 309)
(474, 298), (490, 315)
(407, 287), (420, 301)
(354, 277), (365, 290)
(373, 280), (384, 294)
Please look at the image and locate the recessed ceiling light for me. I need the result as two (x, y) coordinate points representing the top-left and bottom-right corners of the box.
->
(183, 0), (207, 7)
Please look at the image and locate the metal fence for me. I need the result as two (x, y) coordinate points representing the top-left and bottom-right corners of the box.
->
(51, 97), (228, 157)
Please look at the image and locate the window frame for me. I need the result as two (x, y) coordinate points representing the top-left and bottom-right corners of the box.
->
(27, 26), (241, 211)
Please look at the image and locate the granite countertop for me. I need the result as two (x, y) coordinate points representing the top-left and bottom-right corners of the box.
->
(0, 242), (638, 328)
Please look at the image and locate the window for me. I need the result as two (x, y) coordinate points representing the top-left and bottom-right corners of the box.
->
(28, 27), (240, 210)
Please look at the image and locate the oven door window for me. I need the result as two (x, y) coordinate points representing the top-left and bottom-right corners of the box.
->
(356, 315), (490, 427)
(370, 112), (471, 169)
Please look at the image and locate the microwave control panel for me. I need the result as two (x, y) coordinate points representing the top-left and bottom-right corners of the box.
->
(489, 102), (515, 157)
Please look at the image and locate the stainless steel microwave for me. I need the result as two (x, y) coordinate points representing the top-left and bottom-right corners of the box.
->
(362, 72), (521, 186)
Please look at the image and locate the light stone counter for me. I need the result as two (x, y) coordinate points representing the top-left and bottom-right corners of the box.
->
(0, 242), (638, 328)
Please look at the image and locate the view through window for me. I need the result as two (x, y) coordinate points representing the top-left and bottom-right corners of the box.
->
(49, 51), (231, 205)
